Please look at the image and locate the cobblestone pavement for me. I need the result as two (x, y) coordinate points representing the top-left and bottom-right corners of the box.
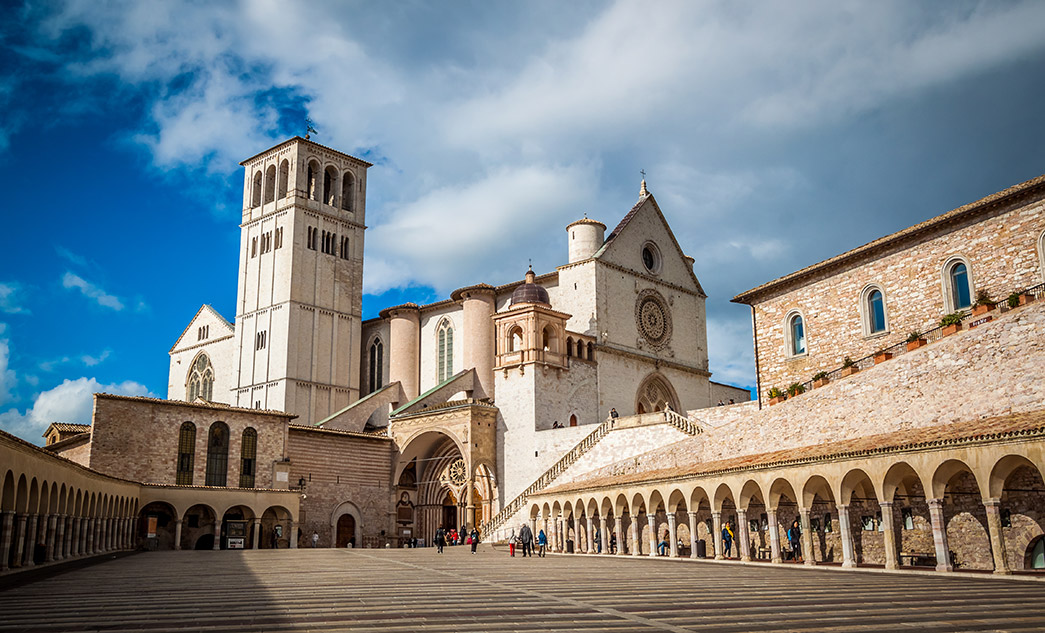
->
(2, 547), (1045, 632)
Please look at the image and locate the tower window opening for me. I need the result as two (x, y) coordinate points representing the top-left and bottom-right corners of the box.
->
(278, 159), (289, 199)
(341, 172), (354, 212)
(251, 171), (263, 208)
(264, 165), (276, 203)
(324, 166), (338, 206)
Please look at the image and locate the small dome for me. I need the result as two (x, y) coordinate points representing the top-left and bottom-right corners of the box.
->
(510, 267), (550, 306)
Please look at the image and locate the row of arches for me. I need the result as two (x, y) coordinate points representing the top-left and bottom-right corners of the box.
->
(137, 501), (293, 551)
(565, 336), (595, 361)
(249, 159), (358, 213)
(525, 448), (1045, 573)
(1, 470), (138, 571)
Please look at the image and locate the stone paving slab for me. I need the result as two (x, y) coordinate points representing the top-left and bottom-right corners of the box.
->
(1, 546), (1044, 632)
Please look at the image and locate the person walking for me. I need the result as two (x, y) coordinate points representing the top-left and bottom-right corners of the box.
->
(610, 532), (617, 554)
(721, 521), (734, 558)
(469, 527), (480, 554)
(594, 528), (602, 554)
(609, 408), (619, 427)
(519, 523), (534, 557)
(787, 519), (802, 562)
(435, 527), (446, 554)
(537, 529), (547, 557)
(658, 530), (669, 556)
(508, 529), (517, 557)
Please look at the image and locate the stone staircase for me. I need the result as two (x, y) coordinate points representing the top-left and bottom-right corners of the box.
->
(482, 410), (703, 539)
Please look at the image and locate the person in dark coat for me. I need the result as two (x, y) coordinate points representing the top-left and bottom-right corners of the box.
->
(469, 528), (480, 554)
(518, 523), (534, 557)
(435, 527), (446, 554)
(787, 519), (802, 562)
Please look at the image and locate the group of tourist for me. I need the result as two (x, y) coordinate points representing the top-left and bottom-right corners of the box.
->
(433, 526), (481, 554)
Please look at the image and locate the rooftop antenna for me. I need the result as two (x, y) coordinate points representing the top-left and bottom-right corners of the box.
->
(305, 118), (317, 140)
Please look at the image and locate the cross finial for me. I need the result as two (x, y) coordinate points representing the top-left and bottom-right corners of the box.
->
(640, 169), (646, 179)
(305, 117), (317, 140)
(640, 169), (649, 198)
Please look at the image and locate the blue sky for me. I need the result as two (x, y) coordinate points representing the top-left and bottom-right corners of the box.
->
(2, 1), (1045, 443)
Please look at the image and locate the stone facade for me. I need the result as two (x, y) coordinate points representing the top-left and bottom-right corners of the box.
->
(734, 176), (1045, 401)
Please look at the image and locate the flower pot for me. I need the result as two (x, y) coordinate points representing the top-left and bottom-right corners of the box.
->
(906, 338), (927, 352)
(812, 378), (829, 389)
(840, 366), (859, 377)
(971, 304), (993, 317)
(941, 323), (962, 336)
(873, 351), (893, 365)
(768, 396), (786, 406)
(1019, 293), (1034, 306)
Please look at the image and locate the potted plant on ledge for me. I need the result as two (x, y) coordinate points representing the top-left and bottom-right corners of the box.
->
(812, 371), (830, 389)
(971, 290), (995, 317)
(787, 382), (806, 398)
(873, 348), (893, 364)
(940, 311), (964, 336)
(766, 387), (786, 406)
(906, 331), (927, 351)
(1009, 290), (1034, 308)
(839, 356), (859, 377)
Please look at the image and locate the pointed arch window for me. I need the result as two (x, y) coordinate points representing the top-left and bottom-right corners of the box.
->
(264, 165), (276, 203)
(251, 171), (263, 208)
(205, 422), (229, 487)
(176, 422), (196, 485)
(437, 319), (454, 382)
(341, 172), (354, 211)
(239, 427), (257, 488)
(187, 353), (214, 401)
(278, 159), (289, 199)
(368, 338), (384, 395)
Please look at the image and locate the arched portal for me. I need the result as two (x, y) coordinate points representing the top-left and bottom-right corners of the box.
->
(635, 373), (679, 414)
(332, 501), (362, 548)
(395, 430), (471, 544)
(337, 514), (357, 548)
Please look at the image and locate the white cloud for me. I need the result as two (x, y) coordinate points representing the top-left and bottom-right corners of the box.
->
(0, 282), (29, 314)
(706, 315), (755, 391)
(61, 272), (124, 310)
(0, 333), (16, 406)
(0, 377), (152, 444)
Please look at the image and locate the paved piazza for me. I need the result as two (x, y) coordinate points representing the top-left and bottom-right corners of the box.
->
(2, 548), (1045, 632)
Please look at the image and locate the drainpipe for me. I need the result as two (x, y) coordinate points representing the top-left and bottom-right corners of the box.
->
(749, 304), (762, 410)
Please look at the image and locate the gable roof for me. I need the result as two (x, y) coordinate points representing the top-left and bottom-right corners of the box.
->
(732, 173), (1045, 305)
(169, 304), (235, 354)
(595, 193), (706, 297)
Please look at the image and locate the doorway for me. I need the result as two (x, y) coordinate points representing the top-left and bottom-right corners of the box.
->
(336, 514), (356, 547)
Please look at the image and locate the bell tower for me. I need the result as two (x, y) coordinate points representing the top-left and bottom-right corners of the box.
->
(233, 137), (372, 424)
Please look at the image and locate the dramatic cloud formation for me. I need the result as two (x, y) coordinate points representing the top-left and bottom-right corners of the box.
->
(0, 377), (152, 440)
(61, 272), (125, 311)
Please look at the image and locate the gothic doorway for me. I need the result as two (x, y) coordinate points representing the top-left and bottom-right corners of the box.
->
(442, 490), (458, 531)
(336, 514), (356, 547)
(635, 373), (679, 414)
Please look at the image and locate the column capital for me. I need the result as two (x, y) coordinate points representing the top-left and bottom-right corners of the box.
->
(836, 503), (849, 511)
(666, 514), (677, 524)
(981, 497), (1002, 508)
(927, 498), (945, 509)
(711, 510), (721, 518)
(736, 507), (747, 516)
(879, 500), (893, 508)
(687, 510), (697, 518)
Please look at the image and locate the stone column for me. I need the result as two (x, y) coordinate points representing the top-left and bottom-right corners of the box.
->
(70, 517), (80, 556)
(646, 514), (657, 557)
(54, 515), (67, 561)
(583, 516), (592, 553)
(800, 509), (814, 565)
(541, 515), (549, 550)
(549, 516), (557, 552)
(687, 511), (699, 559)
(213, 522), (223, 550)
(252, 518), (261, 549)
(289, 522), (299, 549)
(460, 287), (496, 399)
(174, 520), (184, 550)
(12, 514), (27, 567)
(983, 498), (1010, 575)
(927, 498), (952, 572)
(767, 509), (782, 563)
(386, 306), (421, 400)
(45, 514), (58, 562)
(667, 513), (678, 558)
(98, 517), (108, 553)
(86, 518), (96, 555)
(600, 516), (609, 554)
(835, 505), (855, 567)
(613, 516), (623, 555)
(880, 502), (898, 569)
(712, 511), (723, 560)
(465, 476), (476, 531)
(737, 509), (751, 562)
(630, 516), (641, 556)
(530, 517), (539, 547)
(0, 511), (14, 572)
(22, 514), (38, 567)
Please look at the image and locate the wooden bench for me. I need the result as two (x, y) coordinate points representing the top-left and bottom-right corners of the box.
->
(900, 551), (936, 567)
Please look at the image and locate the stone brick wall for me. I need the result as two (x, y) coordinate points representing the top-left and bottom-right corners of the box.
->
(90, 395), (290, 488)
(746, 190), (1045, 398)
(285, 426), (394, 547)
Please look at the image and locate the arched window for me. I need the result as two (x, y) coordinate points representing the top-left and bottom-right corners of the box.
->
(576, 339), (583, 357)
(239, 427), (257, 488)
(944, 259), (973, 310)
(507, 326), (522, 352)
(341, 172), (354, 211)
(264, 165), (276, 203)
(278, 159), (289, 199)
(586, 341), (594, 360)
(368, 338), (383, 394)
(437, 319), (454, 382)
(1038, 230), (1045, 283)
(205, 422), (229, 487)
(786, 312), (806, 357)
(176, 422), (196, 485)
(187, 353), (214, 402)
(566, 337), (573, 357)
(307, 160), (320, 201)
(324, 166), (338, 206)
(861, 286), (888, 335)
(251, 171), (263, 208)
